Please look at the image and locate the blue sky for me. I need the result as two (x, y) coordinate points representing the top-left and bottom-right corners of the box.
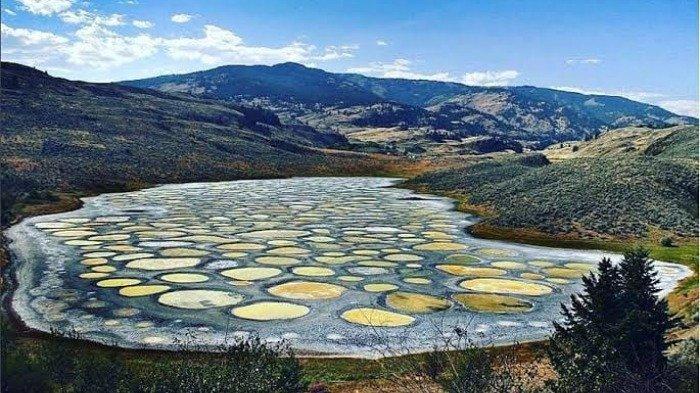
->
(1, 0), (698, 115)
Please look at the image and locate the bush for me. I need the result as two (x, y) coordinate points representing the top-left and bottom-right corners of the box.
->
(1, 322), (306, 393)
(660, 236), (674, 247)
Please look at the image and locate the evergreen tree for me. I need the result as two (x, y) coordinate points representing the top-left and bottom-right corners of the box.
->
(616, 248), (677, 390)
(548, 249), (677, 393)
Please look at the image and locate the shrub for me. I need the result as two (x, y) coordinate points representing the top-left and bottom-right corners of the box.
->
(660, 236), (674, 247)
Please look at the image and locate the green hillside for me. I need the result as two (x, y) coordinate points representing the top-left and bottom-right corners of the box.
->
(0, 62), (396, 225)
(406, 126), (699, 239)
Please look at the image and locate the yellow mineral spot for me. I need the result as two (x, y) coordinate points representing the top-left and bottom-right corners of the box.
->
(436, 265), (507, 277)
(413, 242), (466, 251)
(341, 308), (414, 327)
(491, 261), (527, 270)
(453, 293), (533, 313)
(352, 249), (381, 256)
(477, 248), (518, 257)
(79, 272), (110, 279)
(217, 243), (266, 251)
(64, 240), (102, 246)
(158, 290), (243, 309)
(240, 229), (311, 238)
(386, 292), (451, 313)
(160, 248), (209, 257)
(91, 265), (117, 273)
(126, 257), (201, 271)
(292, 266), (335, 277)
(176, 235), (233, 243)
(268, 240), (297, 246)
(403, 277), (431, 285)
(383, 253), (423, 262)
(83, 251), (117, 258)
(357, 260), (397, 268)
(232, 301), (310, 321)
(81, 258), (108, 266)
(89, 234), (130, 241)
(52, 230), (98, 238)
(221, 252), (248, 258)
(96, 278), (142, 287)
(220, 267), (282, 281)
(35, 222), (75, 229)
(267, 246), (309, 255)
(113, 253), (155, 261)
(565, 263), (597, 271)
(268, 281), (346, 300)
(520, 272), (545, 280)
(547, 278), (570, 285)
(315, 255), (365, 264)
(528, 260), (555, 268)
(119, 285), (171, 297)
(255, 256), (301, 266)
(543, 268), (585, 279)
(60, 218), (90, 224)
(363, 283), (398, 292)
(160, 273), (210, 283)
(105, 245), (142, 252)
(460, 278), (552, 296)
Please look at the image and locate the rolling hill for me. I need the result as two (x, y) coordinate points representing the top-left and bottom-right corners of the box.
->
(0, 62), (402, 224)
(122, 62), (696, 147)
(406, 125), (699, 239)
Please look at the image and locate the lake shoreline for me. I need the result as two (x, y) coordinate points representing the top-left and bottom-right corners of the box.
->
(2, 177), (695, 358)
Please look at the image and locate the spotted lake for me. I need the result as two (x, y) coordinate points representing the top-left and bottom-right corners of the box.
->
(6, 178), (690, 357)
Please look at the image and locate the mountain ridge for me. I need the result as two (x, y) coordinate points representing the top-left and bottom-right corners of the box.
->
(121, 62), (696, 147)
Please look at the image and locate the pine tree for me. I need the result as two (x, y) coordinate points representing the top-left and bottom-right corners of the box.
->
(548, 250), (677, 392)
(548, 257), (625, 392)
(616, 248), (677, 390)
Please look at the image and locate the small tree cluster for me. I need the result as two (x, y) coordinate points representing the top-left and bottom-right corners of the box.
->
(548, 248), (677, 393)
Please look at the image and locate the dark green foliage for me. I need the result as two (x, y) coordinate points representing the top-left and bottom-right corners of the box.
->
(548, 249), (678, 393)
(645, 126), (699, 160)
(406, 135), (699, 237)
(668, 339), (699, 393)
(1, 319), (306, 393)
(660, 237), (675, 247)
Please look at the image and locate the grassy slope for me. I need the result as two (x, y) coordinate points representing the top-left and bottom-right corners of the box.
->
(405, 125), (699, 330)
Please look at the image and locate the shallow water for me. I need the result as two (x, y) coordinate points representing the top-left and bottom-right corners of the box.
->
(6, 177), (691, 357)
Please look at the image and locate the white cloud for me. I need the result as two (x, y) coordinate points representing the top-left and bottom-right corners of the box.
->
(17, 0), (72, 15)
(63, 24), (160, 68)
(462, 70), (519, 86)
(347, 58), (453, 82)
(1, 23), (68, 45)
(553, 86), (665, 102)
(132, 20), (154, 29)
(4, 8), (17, 15)
(163, 24), (354, 66)
(348, 59), (519, 85)
(565, 58), (601, 65)
(171, 13), (193, 23)
(658, 100), (699, 117)
(59, 10), (125, 26)
(553, 86), (697, 117)
(376, 39), (388, 46)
